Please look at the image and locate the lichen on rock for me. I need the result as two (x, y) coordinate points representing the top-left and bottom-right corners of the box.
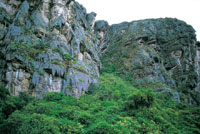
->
(0, 0), (200, 104)
(99, 18), (200, 104)
(0, 0), (100, 97)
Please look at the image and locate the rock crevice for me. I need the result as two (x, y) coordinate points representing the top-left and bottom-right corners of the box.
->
(0, 0), (200, 103)
(0, 0), (100, 97)
(97, 18), (200, 104)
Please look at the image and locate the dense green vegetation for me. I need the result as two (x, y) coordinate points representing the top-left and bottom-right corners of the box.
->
(0, 73), (200, 134)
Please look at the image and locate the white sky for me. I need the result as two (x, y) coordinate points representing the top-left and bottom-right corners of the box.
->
(76, 0), (200, 40)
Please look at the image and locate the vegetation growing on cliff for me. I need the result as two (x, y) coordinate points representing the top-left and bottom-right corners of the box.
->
(0, 0), (199, 133)
(0, 73), (200, 134)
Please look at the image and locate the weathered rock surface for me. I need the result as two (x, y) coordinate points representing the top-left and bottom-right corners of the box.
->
(99, 18), (200, 104)
(0, 0), (200, 103)
(0, 0), (100, 98)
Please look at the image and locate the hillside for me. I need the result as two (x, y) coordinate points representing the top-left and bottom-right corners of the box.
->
(0, 0), (200, 134)
(1, 73), (200, 134)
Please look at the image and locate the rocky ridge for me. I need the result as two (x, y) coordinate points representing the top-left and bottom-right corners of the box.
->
(97, 18), (200, 104)
(0, 0), (200, 103)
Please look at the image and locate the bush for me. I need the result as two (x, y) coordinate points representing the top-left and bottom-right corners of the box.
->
(85, 121), (116, 134)
(0, 85), (33, 133)
(125, 89), (155, 110)
(0, 84), (10, 100)
(5, 112), (61, 134)
(43, 92), (64, 102)
(2, 92), (33, 118)
(0, 74), (200, 134)
(95, 73), (135, 101)
(101, 63), (116, 73)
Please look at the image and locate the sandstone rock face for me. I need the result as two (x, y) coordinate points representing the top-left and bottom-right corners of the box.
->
(99, 18), (200, 104)
(0, 0), (100, 98)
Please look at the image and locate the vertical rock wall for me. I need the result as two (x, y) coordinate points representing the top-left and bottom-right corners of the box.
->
(0, 0), (100, 98)
(0, 0), (200, 103)
(98, 18), (200, 104)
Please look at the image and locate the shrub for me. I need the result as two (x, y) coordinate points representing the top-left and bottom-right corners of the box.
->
(125, 89), (155, 110)
(85, 121), (116, 134)
(0, 84), (10, 100)
(43, 92), (64, 102)
(101, 63), (116, 73)
(6, 112), (61, 134)
(0, 74), (200, 134)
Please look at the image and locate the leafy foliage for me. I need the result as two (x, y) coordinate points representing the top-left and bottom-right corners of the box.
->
(0, 74), (200, 134)
(0, 85), (33, 132)
(8, 42), (50, 58)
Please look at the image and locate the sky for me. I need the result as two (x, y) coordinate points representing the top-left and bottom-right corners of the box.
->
(76, 0), (200, 40)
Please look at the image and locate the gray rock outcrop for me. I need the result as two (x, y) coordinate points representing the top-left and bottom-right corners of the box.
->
(0, 0), (100, 98)
(0, 0), (200, 104)
(98, 18), (200, 104)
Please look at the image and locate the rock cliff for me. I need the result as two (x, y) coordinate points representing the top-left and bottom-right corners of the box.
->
(0, 0), (100, 98)
(97, 18), (200, 104)
(0, 0), (200, 103)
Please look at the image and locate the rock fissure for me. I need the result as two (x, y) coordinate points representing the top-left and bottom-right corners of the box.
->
(0, 0), (99, 98)
(0, 0), (199, 103)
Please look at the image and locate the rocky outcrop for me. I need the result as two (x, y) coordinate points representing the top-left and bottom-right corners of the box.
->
(0, 0), (200, 103)
(98, 18), (200, 104)
(0, 0), (100, 98)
